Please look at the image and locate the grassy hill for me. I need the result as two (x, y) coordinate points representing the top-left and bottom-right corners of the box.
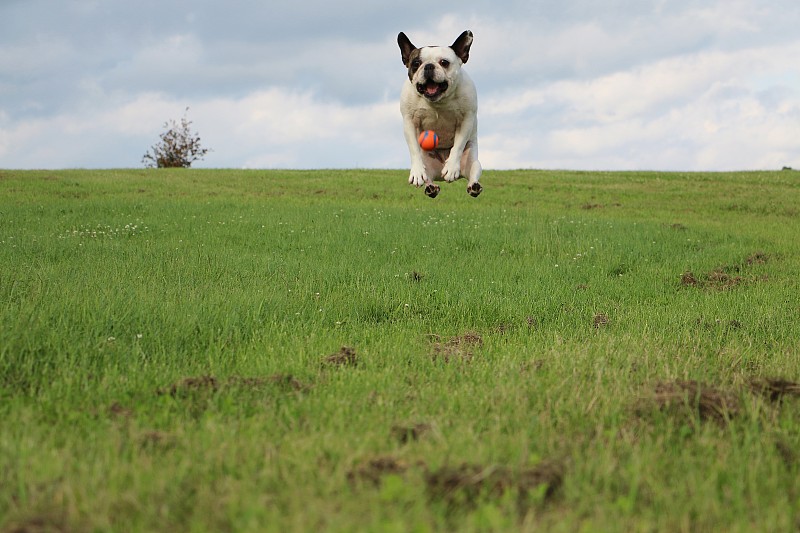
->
(2, 168), (800, 531)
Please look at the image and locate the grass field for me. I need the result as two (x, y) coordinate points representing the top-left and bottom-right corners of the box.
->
(2, 168), (800, 532)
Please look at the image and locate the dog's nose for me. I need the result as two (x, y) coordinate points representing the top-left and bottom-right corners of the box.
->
(424, 63), (435, 73)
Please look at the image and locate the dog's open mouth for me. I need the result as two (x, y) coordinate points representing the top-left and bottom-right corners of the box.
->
(417, 80), (448, 99)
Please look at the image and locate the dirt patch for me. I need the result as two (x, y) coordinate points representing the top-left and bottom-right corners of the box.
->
(680, 271), (699, 287)
(425, 461), (564, 506)
(492, 323), (514, 335)
(158, 375), (219, 396)
(747, 378), (800, 403)
(391, 423), (433, 444)
(775, 439), (796, 467)
(746, 251), (769, 266)
(139, 431), (176, 451)
(517, 461), (565, 500)
(108, 402), (134, 419)
(409, 270), (424, 282)
(707, 268), (744, 290)
(592, 313), (609, 329)
(581, 202), (622, 210)
(226, 374), (310, 392)
(4, 513), (73, 533)
(347, 456), (413, 486)
(347, 456), (565, 508)
(681, 268), (746, 290)
(639, 380), (740, 424)
(157, 374), (310, 396)
(430, 332), (483, 363)
(637, 377), (800, 426)
(323, 346), (358, 367)
(681, 252), (771, 291)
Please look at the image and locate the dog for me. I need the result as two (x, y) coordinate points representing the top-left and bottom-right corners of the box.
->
(398, 30), (482, 198)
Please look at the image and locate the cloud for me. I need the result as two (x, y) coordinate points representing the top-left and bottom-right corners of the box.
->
(1, 0), (799, 171)
(0, 89), (403, 169)
(195, 90), (401, 168)
(480, 38), (800, 170)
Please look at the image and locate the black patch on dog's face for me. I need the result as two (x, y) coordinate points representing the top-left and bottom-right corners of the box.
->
(407, 49), (422, 82)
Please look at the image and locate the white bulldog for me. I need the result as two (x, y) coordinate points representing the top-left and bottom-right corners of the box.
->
(398, 30), (483, 198)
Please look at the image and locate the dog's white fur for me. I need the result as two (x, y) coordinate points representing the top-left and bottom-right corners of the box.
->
(398, 30), (482, 198)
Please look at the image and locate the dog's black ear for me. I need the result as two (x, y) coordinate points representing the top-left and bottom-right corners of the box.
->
(398, 32), (417, 66)
(451, 30), (473, 64)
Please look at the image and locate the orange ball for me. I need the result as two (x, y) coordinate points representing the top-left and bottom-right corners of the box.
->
(418, 130), (439, 151)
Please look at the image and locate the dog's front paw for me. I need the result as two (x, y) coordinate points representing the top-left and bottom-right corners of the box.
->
(442, 158), (461, 182)
(408, 162), (428, 188)
(467, 182), (482, 197)
(424, 183), (440, 198)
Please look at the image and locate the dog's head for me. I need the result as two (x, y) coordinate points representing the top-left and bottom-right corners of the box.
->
(398, 30), (473, 103)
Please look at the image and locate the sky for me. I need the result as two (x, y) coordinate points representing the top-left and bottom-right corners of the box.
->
(1, 0), (799, 171)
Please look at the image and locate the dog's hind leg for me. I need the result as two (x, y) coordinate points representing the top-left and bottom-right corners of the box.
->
(461, 143), (482, 197)
(466, 163), (482, 197)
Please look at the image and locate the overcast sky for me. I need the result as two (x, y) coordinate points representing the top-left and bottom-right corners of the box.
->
(1, 0), (799, 171)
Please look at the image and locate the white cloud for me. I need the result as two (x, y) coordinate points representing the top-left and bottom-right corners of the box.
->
(195, 89), (401, 168)
(1, 0), (799, 171)
(480, 39), (800, 171)
(0, 89), (404, 169)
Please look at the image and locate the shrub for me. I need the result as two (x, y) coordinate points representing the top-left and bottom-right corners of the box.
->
(142, 108), (209, 168)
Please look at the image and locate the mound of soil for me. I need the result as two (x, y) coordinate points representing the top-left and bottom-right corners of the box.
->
(347, 456), (413, 486)
(641, 380), (740, 424)
(425, 461), (564, 505)
(391, 423), (433, 444)
(323, 346), (358, 366)
(430, 332), (483, 363)
(680, 252), (770, 291)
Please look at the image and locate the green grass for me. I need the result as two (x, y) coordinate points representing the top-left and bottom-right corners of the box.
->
(1, 168), (800, 532)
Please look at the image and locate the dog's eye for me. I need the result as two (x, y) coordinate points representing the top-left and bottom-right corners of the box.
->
(439, 59), (450, 68)
(411, 59), (421, 69)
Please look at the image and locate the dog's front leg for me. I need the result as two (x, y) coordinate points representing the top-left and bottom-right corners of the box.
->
(442, 114), (475, 183)
(403, 118), (440, 197)
(403, 118), (427, 187)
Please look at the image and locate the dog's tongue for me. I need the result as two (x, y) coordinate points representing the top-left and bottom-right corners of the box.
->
(425, 81), (439, 95)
